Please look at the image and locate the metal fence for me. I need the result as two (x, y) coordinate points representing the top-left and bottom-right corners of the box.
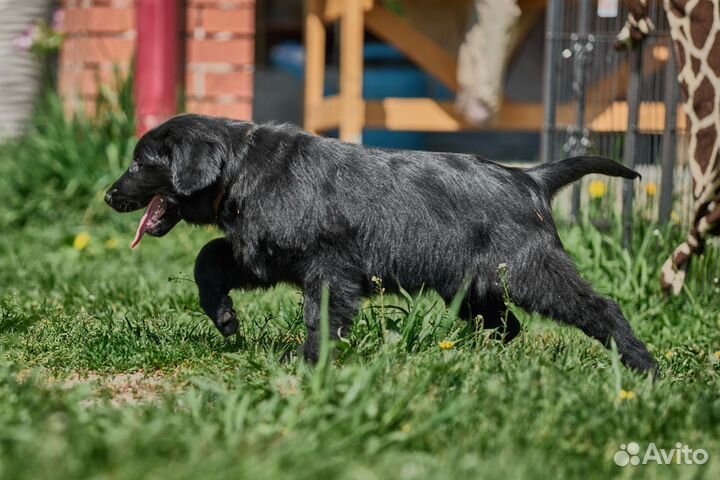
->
(540, 0), (718, 293)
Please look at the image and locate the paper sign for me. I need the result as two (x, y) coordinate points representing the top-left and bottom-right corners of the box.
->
(598, 0), (619, 17)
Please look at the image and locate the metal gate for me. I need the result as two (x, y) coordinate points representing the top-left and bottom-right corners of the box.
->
(540, 0), (688, 245)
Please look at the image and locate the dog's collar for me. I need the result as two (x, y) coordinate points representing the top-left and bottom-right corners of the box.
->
(213, 186), (225, 221)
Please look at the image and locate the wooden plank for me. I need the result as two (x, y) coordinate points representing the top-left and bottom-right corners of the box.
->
(507, 4), (543, 65)
(313, 98), (688, 134)
(589, 101), (687, 133)
(582, 45), (671, 120)
(305, 95), (341, 132)
(364, 5), (458, 92)
(322, 0), (373, 22)
(303, 0), (327, 133)
(518, 0), (548, 8)
(339, 0), (365, 142)
(363, 98), (545, 132)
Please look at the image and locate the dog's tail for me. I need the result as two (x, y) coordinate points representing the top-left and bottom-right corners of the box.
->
(526, 155), (640, 198)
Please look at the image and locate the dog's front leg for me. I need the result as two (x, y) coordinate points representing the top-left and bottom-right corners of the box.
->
(302, 278), (362, 364)
(194, 238), (262, 336)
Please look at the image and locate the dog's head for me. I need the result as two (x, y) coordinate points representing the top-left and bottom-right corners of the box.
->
(105, 114), (232, 248)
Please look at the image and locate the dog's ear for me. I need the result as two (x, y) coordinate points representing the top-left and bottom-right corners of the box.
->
(169, 139), (223, 196)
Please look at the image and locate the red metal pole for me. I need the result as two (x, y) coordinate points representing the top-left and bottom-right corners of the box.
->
(135, 0), (178, 136)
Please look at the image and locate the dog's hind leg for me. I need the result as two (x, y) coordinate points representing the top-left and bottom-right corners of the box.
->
(194, 238), (263, 336)
(302, 274), (364, 364)
(509, 248), (658, 375)
(459, 294), (521, 343)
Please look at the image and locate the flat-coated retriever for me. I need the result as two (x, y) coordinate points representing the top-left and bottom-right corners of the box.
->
(105, 114), (658, 374)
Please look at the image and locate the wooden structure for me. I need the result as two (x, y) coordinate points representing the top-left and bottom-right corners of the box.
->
(303, 0), (548, 142)
(303, 0), (685, 142)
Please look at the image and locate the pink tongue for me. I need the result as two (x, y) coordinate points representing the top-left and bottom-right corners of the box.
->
(130, 195), (163, 249)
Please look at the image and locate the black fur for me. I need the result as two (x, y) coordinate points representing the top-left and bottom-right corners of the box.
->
(105, 114), (658, 374)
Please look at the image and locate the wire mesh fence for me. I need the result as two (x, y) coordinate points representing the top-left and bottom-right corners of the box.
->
(541, 0), (719, 294)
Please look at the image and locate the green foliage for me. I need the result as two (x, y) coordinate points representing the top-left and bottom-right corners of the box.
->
(0, 207), (719, 479)
(0, 70), (135, 227)
(0, 86), (719, 479)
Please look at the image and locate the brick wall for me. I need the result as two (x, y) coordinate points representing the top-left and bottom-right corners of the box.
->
(58, 0), (254, 120)
(185, 0), (255, 119)
(59, 0), (136, 115)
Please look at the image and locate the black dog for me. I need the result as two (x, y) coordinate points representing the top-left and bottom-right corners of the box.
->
(105, 114), (658, 374)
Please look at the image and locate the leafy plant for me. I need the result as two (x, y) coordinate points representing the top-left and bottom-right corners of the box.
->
(0, 69), (136, 227)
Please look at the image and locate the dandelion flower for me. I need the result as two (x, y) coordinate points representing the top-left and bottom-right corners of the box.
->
(105, 238), (119, 250)
(646, 182), (657, 197)
(73, 232), (91, 251)
(664, 351), (674, 359)
(588, 180), (607, 199)
(401, 423), (412, 433)
(619, 389), (637, 401)
(438, 340), (456, 350)
(714, 351), (720, 360)
(671, 210), (681, 225)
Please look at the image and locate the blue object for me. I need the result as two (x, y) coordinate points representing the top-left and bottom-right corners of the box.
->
(362, 66), (427, 149)
(270, 42), (430, 149)
(269, 42), (305, 79)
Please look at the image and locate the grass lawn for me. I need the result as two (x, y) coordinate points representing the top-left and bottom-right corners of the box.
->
(0, 96), (719, 479)
(1, 208), (719, 479)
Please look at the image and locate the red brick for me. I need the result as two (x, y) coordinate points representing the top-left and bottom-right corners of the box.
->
(62, 37), (135, 64)
(204, 71), (253, 96)
(63, 7), (134, 34)
(186, 100), (252, 119)
(60, 68), (123, 97)
(187, 39), (254, 64)
(187, 0), (255, 7)
(202, 7), (254, 34)
(81, 0), (133, 7)
(62, 95), (98, 119)
(187, 7), (202, 30)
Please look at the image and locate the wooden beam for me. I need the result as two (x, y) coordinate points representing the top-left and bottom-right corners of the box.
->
(507, 4), (543, 65)
(363, 98), (544, 132)
(581, 44), (671, 120)
(303, 0), (327, 133)
(339, 0), (365, 142)
(518, 0), (548, 8)
(589, 101), (687, 133)
(322, 0), (373, 22)
(305, 95), (341, 132)
(364, 5), (458, 92)
(309, 98), (688, 134)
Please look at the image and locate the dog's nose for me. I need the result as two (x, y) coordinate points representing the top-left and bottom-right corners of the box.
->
(105, 189), (117, 205)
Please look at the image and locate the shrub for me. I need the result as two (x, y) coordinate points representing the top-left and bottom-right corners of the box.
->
(0, 71), (136, 227)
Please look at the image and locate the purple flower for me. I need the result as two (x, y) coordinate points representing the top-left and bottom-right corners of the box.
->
(12, 25), (36, 51)
(52, 9), (65, 31)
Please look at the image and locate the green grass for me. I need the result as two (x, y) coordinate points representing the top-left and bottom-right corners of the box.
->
(1, 87), (719, 479)
(1, 205), (719, 479)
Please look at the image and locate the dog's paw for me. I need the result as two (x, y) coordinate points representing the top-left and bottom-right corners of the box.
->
(215, 309), (239, 336)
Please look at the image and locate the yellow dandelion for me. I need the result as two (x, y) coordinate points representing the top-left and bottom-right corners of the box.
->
(73, 232), (91, 251)
(104, 238), (119, 250)
(401, 423), (412, 434)
(664, 351), (674, 359)
(438, 340), (456, 350)
(714, 351), (720, 360)
(671, 210), (681, 225)
(619, 389), (637, 401)
(646, 182), (658, 197)
(588, 180), (607, 199)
